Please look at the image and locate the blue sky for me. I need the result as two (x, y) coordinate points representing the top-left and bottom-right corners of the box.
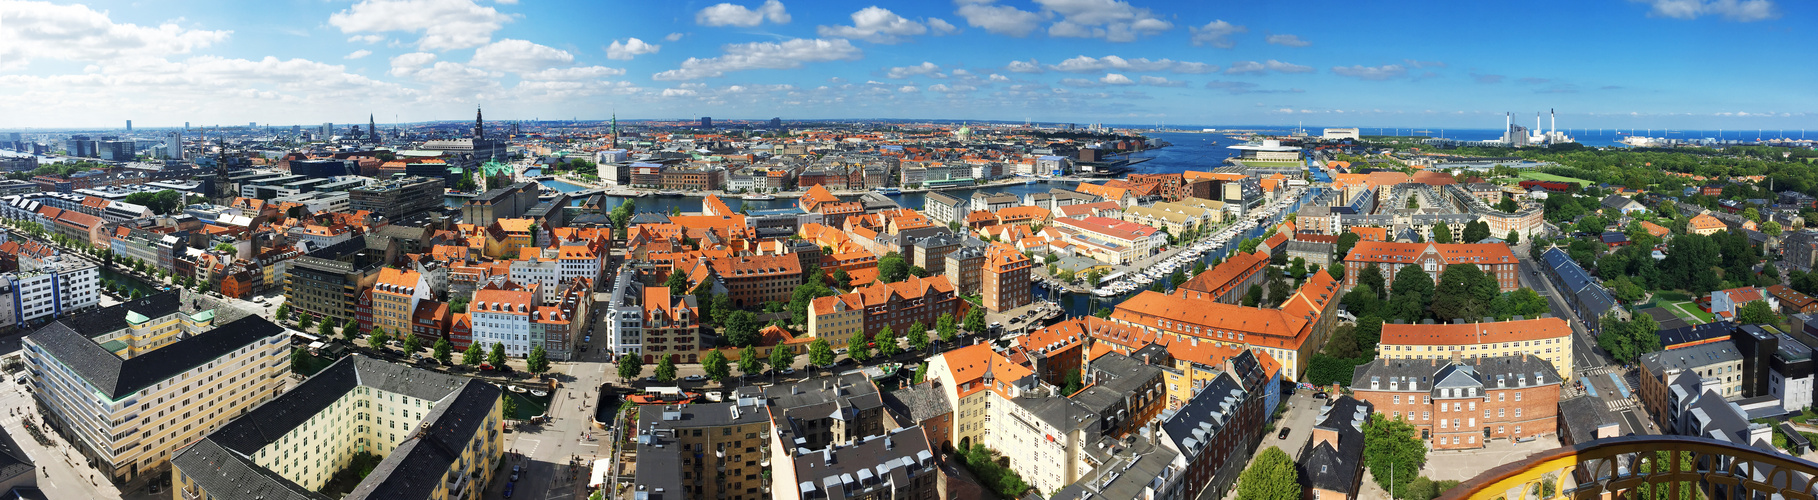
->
(0, 0), (1811, 130)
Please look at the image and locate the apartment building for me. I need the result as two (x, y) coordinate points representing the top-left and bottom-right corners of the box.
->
(24, 306), (289, 484)
(1051, 216), (1163, 264)
(0, 254), (100, 326)
(1303, 397), (1373, 500)
(839, 275), (964, 339)
(807, 294), (865, 349)
(605, 267), (645, 357)
(508, 245), (603, 305)
(1110, 271), (1343, 382)
(633, 401), (773, 500)
(1375, 317), (1575, 381)
(926, 343), (1036, 451)
(640, 286), (700, 364)
(1175, 250), (1268, 304)
(709, 254), (804, 308)
(1342, 241), (1521, 293)
(1350, 355), (1562, 450)
(1158, 371), (1263, 500)
(1639, 340), (1747, 427)
(171, 355), (503, 500)
(775, 427), (941, 500)
(370, 267), (428, 336)
(470, 282), (538, 358)
(942, 246), (985, 296)
(980, 243), (1032, 313)
(286, 238), (387, 322)
(761, 373), (889, 452)
(348, 176), (444, 220)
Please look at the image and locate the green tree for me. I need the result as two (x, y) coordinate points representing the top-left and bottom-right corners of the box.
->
(1763, 220), (1783, 236)
(462, 344), (483, 367)
(1739, 300), (1778, 325)
(808, 338), (835, 367)
(963, 307), (986, 334)
(654, 355), (677, 382)
(275, 303), (291, 322)
(1342, 284), (1380, 316)
(711, 293), (734, 326)
(1358, 264), (1388, 300)
(725, 310), (760, 347)
(769, 343), (795, 373)
(1388, 267), (1437, 322)
(526, 345), (550, 374)
(702, 350), (731, 383)
(367, 328), (388, 351)
(616, 353), (643, 381)
(936, 313), (958, 342)
(907, 321), (930, 352)
(1237, 446), (1301, 500)
(877, 251), (910, 283)
(1744, 207), (1761, 222)
(318, 318), (336, 340)
(875, 325), (900, 357)
(433, 339), (453, 365)
(849, 332), (873, 362)
(1354, 316), (1385, 352)
(502, 397), (519, 419)
(401, 334), (421, 355)
(1323, 325), (1360, 358)
(299, 314), (315, 331)
(1094, 307), (1112, 319)
(1244, 283), (1264, 307)
(1365, 413), (1428, 496)
(291, 348), (310, 373)
(738, 346), (765, 377)
(1430, 264), (1497, 322)
(487, 342), (506, 368)
(1505, 229), (1520, 245)
(1430, 222), (1453, 243)
(1462, 220), (1491, 243)
(663, 269), (689, 297)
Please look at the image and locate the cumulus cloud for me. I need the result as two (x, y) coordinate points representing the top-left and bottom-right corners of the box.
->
(696, 0), (791, 27)
(1188, 20), (1246, 48)
(1099, 73), (1134, 85)
(665, 32), (686, 42)
(346, 50), (373, 60)
(886, 62), (943, 79)
(1038, 0), (1172, 42)
(518, 66), (626, 81)
(1632, 0), (1778, 21)
(468, 39), (574, 73)
(1224, 60), (1312, 75)
(1005, 59), (1044, 73)
(1138, 75), (1186, 87)
(606, 38), (661, 60)
(898, 85), (919, 93)
(953, 0), (1045, 37)
(928, 18), (960, 34)
(1172, 62), (1217, 74)
(661, 88), (698, 97)
(817, 7), (951, 44)
(0, 0), (232, 70)
(328, 0), (514, 51)
(1331, 64), (1408, 80)
(652, 38), (861, 80)
(1265, 34), (1310, 47)
(1049, 55), (1187, 73)
(348, 34), (386, 44)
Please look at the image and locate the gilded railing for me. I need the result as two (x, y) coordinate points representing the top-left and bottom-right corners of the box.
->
(1439, 435), (1818, 500)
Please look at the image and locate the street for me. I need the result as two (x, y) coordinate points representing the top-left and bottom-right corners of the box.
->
(1518, 257), (1650, 436)
(0, 373), (135, 500)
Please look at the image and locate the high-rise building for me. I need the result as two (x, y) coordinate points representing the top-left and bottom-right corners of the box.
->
(321, 122), (333, 137)
(700, 116), (712, 128)
(7, 132), (19, 143)
(98, 140), (134, 161)
(66, 135), (96, 157)
(348, 175), (446, 219)
(163, 131), (183, 160)
(183, 121), (189, 130)
(770, 117), (781, 128)
(124, 120), (131, 131)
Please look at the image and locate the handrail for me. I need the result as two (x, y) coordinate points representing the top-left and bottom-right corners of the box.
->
(1439, 434), (1818, 500)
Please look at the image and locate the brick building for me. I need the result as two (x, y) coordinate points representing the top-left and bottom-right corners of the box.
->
(1350, 355), (1562, 450)
(1342, 241), (1520, 293)
(981, 243), (1032, 312)
(708, 254), (804, 308)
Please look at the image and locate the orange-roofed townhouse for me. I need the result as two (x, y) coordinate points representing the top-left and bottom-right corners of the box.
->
(1377, 317), (1575, 381)
(1710, 286), (1776, 321)
(707, 254), (803, 308)
(926, 342), (1037, 450)
(994, 206), (1051, 227)
(1342, 241), (1521, 293)
(1177, 250), (1270, 304)
(981, 243), (1033, 312)
(482, 218), (538, 259)
(1052, 216), (1164, 264)
(807, 294), (866, 349)
(943, 245), (986, 295)
(372, 267), (430, 337)
(411, 299), (452, 345)
(640, 285), (699, 363)
(1688, 213), (1727, 236)
(1013, 319), (1087, 388)
(838, 275), (965, 340)
(1110, 271), (1343, 382)
(470, 283), (539, 358)
(800, 184), (864, 226)
(1074, 182), (1138, 208)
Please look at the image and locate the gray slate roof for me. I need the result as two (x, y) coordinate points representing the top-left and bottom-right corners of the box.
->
(27, 314), (284, 399)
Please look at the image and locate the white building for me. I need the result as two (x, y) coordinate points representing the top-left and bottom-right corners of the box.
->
(507, 245), (601, 305)
(1036, 155), (1069, 176)
(1322, 128), (1361, 140)
(2, 254), (99, 326)
(470, 285), (536, 357)
(605, 268), (643, 357)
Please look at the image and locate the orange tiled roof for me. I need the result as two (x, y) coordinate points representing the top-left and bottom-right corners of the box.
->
(1343, 241), (1516, 266)
(1379, 317), (1571, 346)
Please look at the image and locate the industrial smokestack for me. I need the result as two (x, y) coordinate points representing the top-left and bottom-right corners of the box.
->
(1550, 109), (1556, 137)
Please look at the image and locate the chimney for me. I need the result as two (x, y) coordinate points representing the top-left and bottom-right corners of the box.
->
(1449, 351), (1461, 365)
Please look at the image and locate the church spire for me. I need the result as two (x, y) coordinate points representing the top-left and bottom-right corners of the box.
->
(474, 106), (485, 139)
(611, 111), (618, 149)
(369, 114), (378, 142)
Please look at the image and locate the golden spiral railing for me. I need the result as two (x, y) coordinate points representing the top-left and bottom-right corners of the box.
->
(1438, 435), (1818, 500)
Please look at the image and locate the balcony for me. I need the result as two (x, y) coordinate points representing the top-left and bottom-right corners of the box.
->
(1439, 435), (1818, 500)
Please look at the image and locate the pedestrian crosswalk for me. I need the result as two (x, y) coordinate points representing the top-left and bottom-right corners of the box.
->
(1606, 398), (1639, 412)
(1581, 366), (1620, 377)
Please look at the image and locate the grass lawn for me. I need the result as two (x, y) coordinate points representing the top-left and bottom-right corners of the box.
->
(292, 348), (336, 377)
(1665, 301), (1715, 324)
(1518, 171), (1594, 187)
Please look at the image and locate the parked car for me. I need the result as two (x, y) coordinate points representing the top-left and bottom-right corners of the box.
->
(503, 481), (515, 498)
(1278, 427), (1292, 440)
(684, 375), (705, 382)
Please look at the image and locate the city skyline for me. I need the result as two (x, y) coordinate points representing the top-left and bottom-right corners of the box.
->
(0, 0), (1811, 129)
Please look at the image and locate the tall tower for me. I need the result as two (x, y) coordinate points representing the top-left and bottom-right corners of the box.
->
(610, 112), (619, 149)
(473, 106), (485, 139)
(369, 114), (379, 143)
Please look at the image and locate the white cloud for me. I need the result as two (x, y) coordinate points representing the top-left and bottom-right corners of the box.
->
(695, 0), (791, 27)
(606, 38), (661, 60)
(817, 7), (951, 44)
(518, 66), (626, 81)
(346, 50), (373, 60)
(1138, 75), (1185, 87)
(0, 0), (231, 70)
(1225, 60), (1312, 75)
(328, 0), (513, 51)
(468, 39), (574, 73)
(886, 62), (943, 79)
(1402, 59), (1446, 69)
(1188, 20), (1246, 48)
(666, 33), (686, 42)
(1331, 64), (1408, 80)
(1632, 0), (1778, 21)
(988, 74), (1010, 82)
(661, 88), (699, 97)
(898, 85), (919, 93)
(1172, 62), (1217, 74)
(1265, 34), (1310, 47)
(953, 0), (1044, 37)
(928, 83), (951, 92)
(1100, 73), (1133, 85)
(1005, 59), (1044, 73)
(652, 38), (861, 80)
(1036, 0), (1171, 42)
(348, 34), (386, 44)
(1049, 55), (1199, 73)
(928, 18), (960, 34)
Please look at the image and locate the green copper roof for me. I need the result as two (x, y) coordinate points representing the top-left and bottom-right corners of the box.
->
(125, 310), (150, 325)
(189, 309), (216, 323)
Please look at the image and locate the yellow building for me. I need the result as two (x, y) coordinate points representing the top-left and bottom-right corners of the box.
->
(22, 294), (287, 485)
(1375, 317), (1575, 381)
(171, 355), (504, 500)
(806, 294), (864, 348)
(632, 401), (773, 500)
(372, 267), (427, 334)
